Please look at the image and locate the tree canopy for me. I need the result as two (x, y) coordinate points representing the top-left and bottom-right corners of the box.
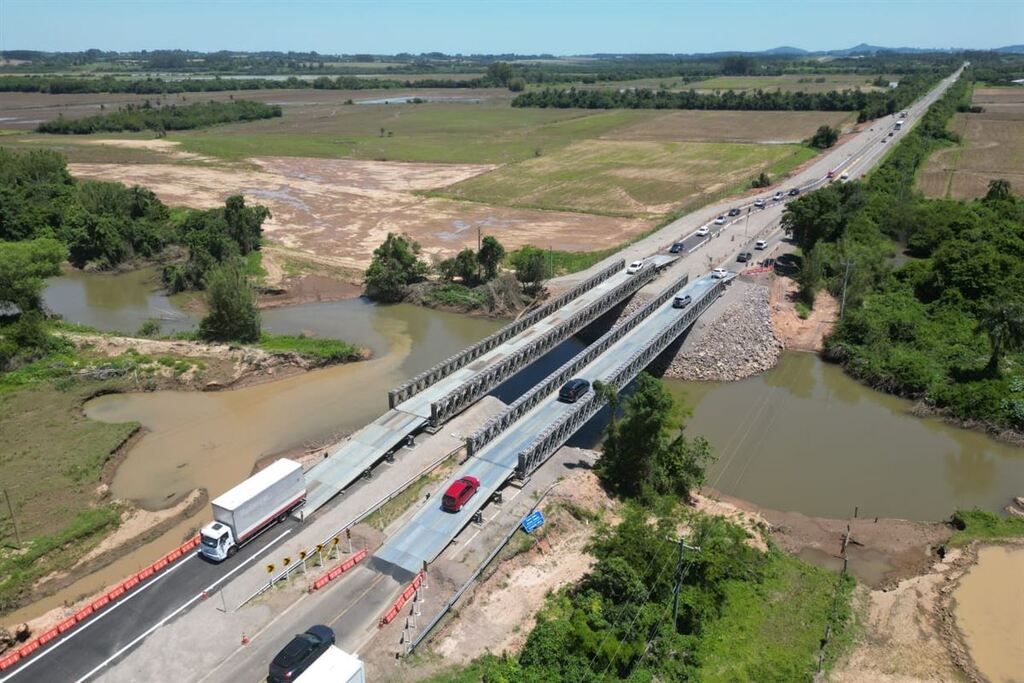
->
(198, 258), (261, 342)
(363, 233), (429, 302)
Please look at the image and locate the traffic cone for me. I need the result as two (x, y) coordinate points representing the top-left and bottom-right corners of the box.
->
(241, 633), (250, 646)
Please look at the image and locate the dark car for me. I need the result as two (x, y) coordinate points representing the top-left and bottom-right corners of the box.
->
(669, 241), (685, 253)
(269, 625), (335, 682)
(788, 188), (800, 197)
(673, 294), (692, 309)
(727, 207), (741, 217)
(442, 476), (480, 512)
(736, 251), (752, 263)
(559, 378), (590, 403)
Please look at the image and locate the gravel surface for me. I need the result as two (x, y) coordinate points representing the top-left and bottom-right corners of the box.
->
(663, 283), (782, 381)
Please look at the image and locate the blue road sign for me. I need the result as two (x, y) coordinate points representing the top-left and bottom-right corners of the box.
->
(521, 510), (545, 534)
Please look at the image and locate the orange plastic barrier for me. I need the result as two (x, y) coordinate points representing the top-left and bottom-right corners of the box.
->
(0, 534), (203, 671)
(378, 572), (424, 627)
(307, 548), (368, 593)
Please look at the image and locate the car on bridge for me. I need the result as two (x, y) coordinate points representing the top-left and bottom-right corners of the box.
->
(711, 267), (729, 279)
(736, 251), (753, 263)
(669, 242), (684, 253)
(673, 294), (692, 309)
(626, 260), (647, 274)
(696, 226), (710, 237)
(559, 378), (591, 403)
(269, 625), (335, 683)
(442, 476), (480, 512)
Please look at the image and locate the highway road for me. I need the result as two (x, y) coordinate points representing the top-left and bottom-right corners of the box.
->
(8, 65), (964, 683)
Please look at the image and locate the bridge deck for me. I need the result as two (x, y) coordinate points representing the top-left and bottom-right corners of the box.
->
(301, 264), (675, 516)
(373, 273), (722, 574)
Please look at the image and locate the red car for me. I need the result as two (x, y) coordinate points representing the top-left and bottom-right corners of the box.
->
(442, 476), (480, 512)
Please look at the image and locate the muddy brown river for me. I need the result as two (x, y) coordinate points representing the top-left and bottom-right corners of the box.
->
(953, 544), (1024, 683)
(27, 271), (1022, 624)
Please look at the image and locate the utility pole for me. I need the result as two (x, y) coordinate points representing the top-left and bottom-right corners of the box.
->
(670, 535), (700, 625)
(839, 260), (853, 320)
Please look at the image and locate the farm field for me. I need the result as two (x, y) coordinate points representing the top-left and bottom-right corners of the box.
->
(917, 86), (1024, 199)
(438, 138), (816, 217)
(687, 73), (889, 93)
(601, 109), (855, 143)
(68, 153), (650, 269)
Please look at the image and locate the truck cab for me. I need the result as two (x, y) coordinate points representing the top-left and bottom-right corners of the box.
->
(199, 521), (236, 561)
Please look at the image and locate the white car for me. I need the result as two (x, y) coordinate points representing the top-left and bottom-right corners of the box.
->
(626, 260), (646, 274)
(696, 226), (710, 237)
(772, 191), (784, 201)
(753, 198), (766, 209)
(840, 172), (849, 180)
(755, 239), (768, 250)
(714, 215), (727, 225)
(711, 267), (728, 279)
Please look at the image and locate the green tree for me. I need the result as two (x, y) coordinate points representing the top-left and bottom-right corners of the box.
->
(223, 194), (269, 255)
(596, 373), (715, 502)
(510, 245), (547, 294)
(363, 233), (428, 302)
(477, 235), (506, 281)
(452, 248), (478, 285)
(198, 258), (261, 342)
(508, 77), (526, 92)
(486, 61), (514, 87)
(0, 238), (66, 312)
(975, 300), (1024, 375)
(809, 124), (840, 149)
(984, 178), (1013, 202)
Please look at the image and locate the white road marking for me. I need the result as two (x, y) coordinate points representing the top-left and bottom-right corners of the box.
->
(67, 529), (292, 683)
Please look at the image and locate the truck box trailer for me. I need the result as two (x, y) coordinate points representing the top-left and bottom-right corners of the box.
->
(199, 459), (305, 562)
(295, 646), (365, 683)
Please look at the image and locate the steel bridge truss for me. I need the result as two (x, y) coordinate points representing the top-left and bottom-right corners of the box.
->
(425, 263), (662, 427)
(465, 271), (691, 456)
(388, 260), (625, 409)
(513, 277), (726, 480)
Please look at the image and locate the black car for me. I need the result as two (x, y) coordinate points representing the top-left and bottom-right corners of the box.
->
(559, 378), (590, 403)
(788, 188), (801, 197)
(269, 625), (335, 682)
(727, 207), (741, 217)
(736, 251), (752, 263)
(669, 241), (684, 253)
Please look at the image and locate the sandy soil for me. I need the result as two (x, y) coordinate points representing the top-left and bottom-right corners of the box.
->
(66, 330), (369, 391)
(770, 274), (839, 352)
(68, 153), (649, 271)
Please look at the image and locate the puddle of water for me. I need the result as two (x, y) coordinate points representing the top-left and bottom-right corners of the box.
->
(953, 545), (1024, 683)
(665, 352), (1024, 521)
(797, 546), (895, 587)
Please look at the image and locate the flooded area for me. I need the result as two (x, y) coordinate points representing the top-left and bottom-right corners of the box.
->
(666, 352), (1024, 521)
(796, 547), (895, 587)
(953, 544), (1024, 683)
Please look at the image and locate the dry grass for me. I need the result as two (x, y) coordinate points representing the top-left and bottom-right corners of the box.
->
(601, 109), (854, 144)
(918, 89), (1024, 199)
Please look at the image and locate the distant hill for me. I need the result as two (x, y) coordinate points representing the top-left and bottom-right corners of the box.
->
(763, 46), (809, 56)
(994, 44), (1024, 54)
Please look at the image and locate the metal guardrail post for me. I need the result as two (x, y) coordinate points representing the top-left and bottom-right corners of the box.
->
(387, 260), (625, 408)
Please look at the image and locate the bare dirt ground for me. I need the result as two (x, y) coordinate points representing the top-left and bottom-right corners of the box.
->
(770, 274), (839, 352)
(829, 538), (1024, 683)
(68, 153), (649, 272)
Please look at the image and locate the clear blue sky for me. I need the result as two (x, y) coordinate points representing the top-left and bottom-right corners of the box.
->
(2, 0), (1021, 54)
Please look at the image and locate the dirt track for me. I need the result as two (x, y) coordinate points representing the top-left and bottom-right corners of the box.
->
(69, 152), (651, 272)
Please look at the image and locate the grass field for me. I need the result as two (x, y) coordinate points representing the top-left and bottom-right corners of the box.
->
(601, 109), (854, 143)
(171, 104), (648, 164)
(917, 87), (1024, 199)
(688, 73), (888, 93)
(439, 138), (816, 217)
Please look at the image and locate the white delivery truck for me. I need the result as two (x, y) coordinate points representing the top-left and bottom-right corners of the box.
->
(295, 646), (365, 683)
(199, 459), (306, 562)
(894, 119), (904, 130)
